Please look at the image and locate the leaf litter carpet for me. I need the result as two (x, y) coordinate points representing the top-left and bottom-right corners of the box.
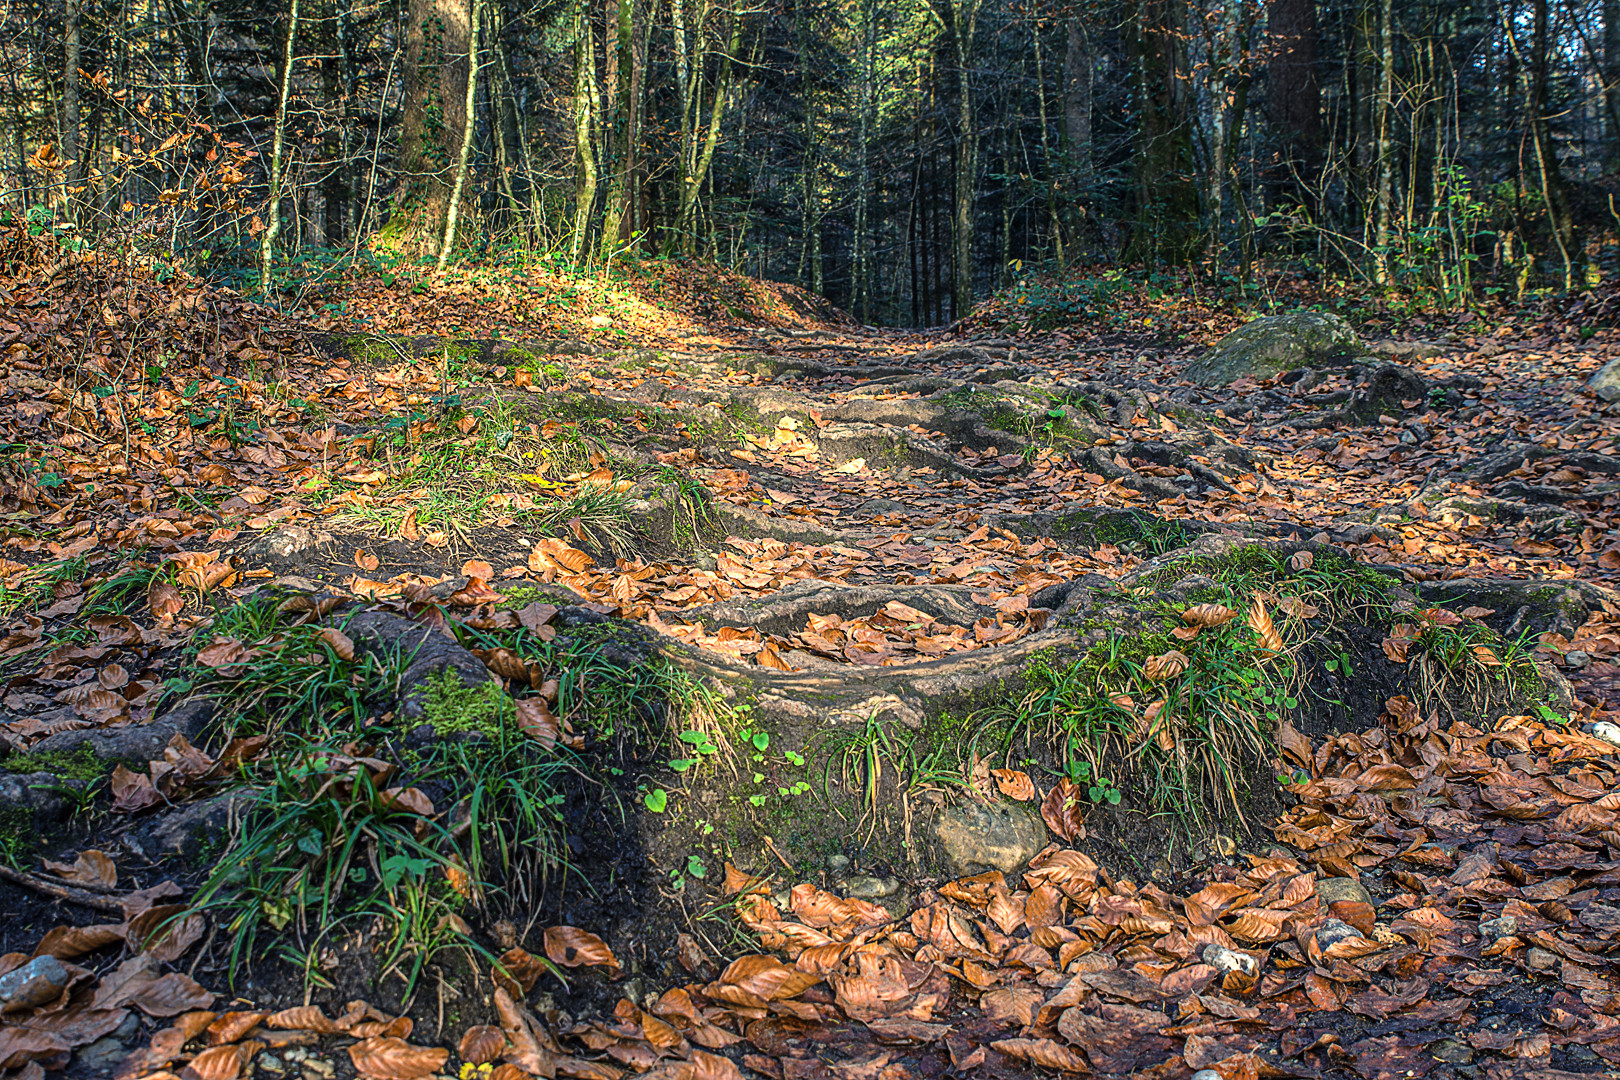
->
(3, 247), (1620, 1079)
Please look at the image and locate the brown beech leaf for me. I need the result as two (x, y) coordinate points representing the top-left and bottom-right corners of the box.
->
(1247, 598), (1284, 654)
(1040, 778), (1085, 843)
(990, 1038), (1089, 1072)
(1182, 603), (1238, 628)
(458, 1025), (505, 1066)
(184, 1042), (255, 1080)
(317, 627), (355, 661)
(43, 849), (117, 888)
(496, 946), (550, 992)
(148, 581), (184, 622)
(991, 769), (1036, 801)
(543, 926), (620, 971)
(1289, 550), (1315, 571)
(265, 1006), (340, 1033)
(1143, 649), (1190, 682)
(110, 765), (163, 813)
(515, 697), (560, 749)
(346, 1036), (449, 1080)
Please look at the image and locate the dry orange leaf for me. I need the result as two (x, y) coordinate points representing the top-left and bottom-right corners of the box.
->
(346, 1036), (449, 1080)
(543, 926), (620, 971)
(991, 768), (1036, 801)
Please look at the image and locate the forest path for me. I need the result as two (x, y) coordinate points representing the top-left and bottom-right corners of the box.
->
(4, 257), (1620, 1080)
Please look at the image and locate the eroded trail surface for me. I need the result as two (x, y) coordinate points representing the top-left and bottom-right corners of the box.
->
(2, 253), (1620, 1080)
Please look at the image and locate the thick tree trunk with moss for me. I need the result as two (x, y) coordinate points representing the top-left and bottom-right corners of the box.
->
(388, 0), (473, 255)
(1125, 0), (1201, 266)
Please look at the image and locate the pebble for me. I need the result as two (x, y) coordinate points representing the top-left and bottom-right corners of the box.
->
(1431, 1040), (1474, 1065)
(843, 875), (900, 899)
(1592, 721), (1620, 748)
(826, 854), (850, 874)
(1201, 944), (1257, 976)
(1564, 650), (1591, 669)
(1525, 947), (1560, 973)
(1479, 915), (1517, 942)
(259, 1055), (285, 1074)
(0, 955), (70, 1014)
(1191, 1070), (1223, 1080)
(301, 1057), (335, 1079)
(1315, 918), (1364, 949)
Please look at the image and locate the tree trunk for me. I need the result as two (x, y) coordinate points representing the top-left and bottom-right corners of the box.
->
(570, 0), (598, 261)
(393, 0), (472, 253)
(259, 0), (300, 295)
(1266, 0), (1320, 199)
(1606, 0), (1620, 171)
(1033, 27), (1064, 264)
(1373, 0), (1393, 284)
(928, 0), (981, 319)
(1062, 18), (1092, 178)
(674, 10), (739, 255)
(1531, 0), (1578, 287)
(438, 0), (480, 269)
(61, 0), (81, 217)
(599, 0), (641, 261)
(1126, 0), (1201, 266)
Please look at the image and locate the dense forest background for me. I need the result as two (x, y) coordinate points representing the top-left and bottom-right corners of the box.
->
(2, 0), (1618, 326)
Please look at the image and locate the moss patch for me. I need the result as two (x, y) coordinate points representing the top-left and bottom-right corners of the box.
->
(418, 671), (511, 738)
(3, 744), (109, 782)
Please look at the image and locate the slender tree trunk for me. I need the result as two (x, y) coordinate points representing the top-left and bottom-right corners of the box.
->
(1373, 0), (1393, 283)
(600, 0), (639, 260)
(1033, 28), (1064, 264)
(61, 0), (81, 217)
(853, 0), (875, 320)
(438, 0), (480, 270)
(1531, 0), (1578, 287)
(569, 0), (598, 261)
(675, 11), (739, 254)
(259, 0), (299, 294)
(928, 0), (981, 319)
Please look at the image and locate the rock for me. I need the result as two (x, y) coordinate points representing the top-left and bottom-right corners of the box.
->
(242, 525), (337, 567)
(0, 771), (76, 825)
(1201, 944), (1257, 976)
(1525, 947), (1560, 973)
(1186, 311), (1365, 386)
(826, 854), (851, 874)
(26, 700), (216, 765)
(844, 875), (900, 899)
(1191, 1072), (1224, 1080)
(343, 610), (501, 719)
(1587, 356), (1620, 401)
(138, 791), (251, 858)
(859, 499), (908, 515)
(1564, 650), (1591, 670)
(1591, 721), (1620, 748)
(929, 799), (1047, 874)
(1314, 918), (1363, 950)
(0, 955), (70, 1013)
(1316, 876), (1375, 908)
(1431, 1040), (1475, 1065)
(1480, 916), (1517, 942)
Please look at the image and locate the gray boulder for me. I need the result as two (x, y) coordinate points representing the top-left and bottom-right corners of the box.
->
(929, 798), (1047, 874)
(1588, 357), (1620, 402)
(1187, 312), (1366, 386)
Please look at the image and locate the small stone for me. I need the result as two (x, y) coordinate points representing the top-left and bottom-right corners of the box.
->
(74, 1035), (130, 1072)
(259, 1055), (285, 1075)
(1191, 1071), (1224, 1080)
(1564, 650), (1591, 669)
(1431, 1040), (1474, 1065)
(0, 955), (70, 1014)
(301, 1057), (336, 1079)
(1201, 944), (1257, 976)
(1480, 916), (1517, 942)
(844, 875), (899, 899)
(1315, 918), (1364, 949)
(1591, 721), (1620, 748)
(1316, 876), (1375, 908)
(589, 314), (613, 328)
(1208, 833), (1238, 858)
(930, 799), (1047, 875)
(1525, 947), (1559, 973)
(826, 854), (850, 874)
